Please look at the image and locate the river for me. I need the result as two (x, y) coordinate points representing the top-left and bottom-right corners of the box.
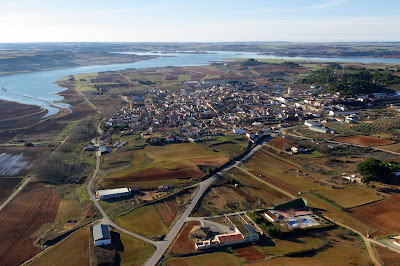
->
(1, 51), (400, 117)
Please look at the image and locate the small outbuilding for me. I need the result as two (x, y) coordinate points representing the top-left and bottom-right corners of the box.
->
(93, 224), (111, 246)
(190, 226), (210, 239)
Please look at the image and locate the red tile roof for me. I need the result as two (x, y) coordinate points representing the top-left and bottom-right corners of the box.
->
(216, 233), (244, 243)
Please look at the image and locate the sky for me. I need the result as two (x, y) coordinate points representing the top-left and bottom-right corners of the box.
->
(0, 0), (399, 42)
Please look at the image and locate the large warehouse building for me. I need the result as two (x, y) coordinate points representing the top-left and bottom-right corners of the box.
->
(96, 188), (131, 200)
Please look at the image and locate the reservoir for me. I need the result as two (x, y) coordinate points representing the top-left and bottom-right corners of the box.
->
(1, 51), (400, 116)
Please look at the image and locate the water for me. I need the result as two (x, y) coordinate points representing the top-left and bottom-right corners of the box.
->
(1, 51), (400, 116)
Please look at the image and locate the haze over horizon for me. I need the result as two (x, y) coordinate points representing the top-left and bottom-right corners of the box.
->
(1, 0), (400, 43)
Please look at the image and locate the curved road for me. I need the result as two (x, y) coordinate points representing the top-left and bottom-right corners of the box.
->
(87, 128), (271, 265)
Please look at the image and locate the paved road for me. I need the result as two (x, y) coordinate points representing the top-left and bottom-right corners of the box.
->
(144, 138), (270, 266)
(86, 136), (161, 246)
(86, 130), (271, 265)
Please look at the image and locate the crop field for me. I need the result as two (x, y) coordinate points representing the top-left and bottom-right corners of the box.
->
(114, 205), (167, 236)
(0, 177), (21, 204)
(54, 199), (81, 222)
(352, 119), (400, 134)
(116, 230), (156, 265)
(105, 143), (228, 188)
(0, 152), (31, 176)
(256, 234), (324, 256)
(347, 193), (400, 237)
(114, 191), (191, 236)
(212, 186), (244, 202)
(268, 136), (293, 151)
(312, 186), (382, 209)
(251, 230), (371, 265)
(302, 193), (373, 236)
(199, 135), (249, 159)
(375, 245), (400, 265)
(379, 142), (400, 152)
(154, 199), (179, 227)
(170, 221), (200, 255)
(244, 148), (318, 195)
(332, 135), (395, 146)
(233, 246), (265, 262)
(0, 185), (60, 265)
(31, 227), (90, 266)
(228, 168), (289, 205)
(166, 252), (240, 266)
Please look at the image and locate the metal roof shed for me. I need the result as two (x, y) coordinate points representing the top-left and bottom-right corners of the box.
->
(93, 224), (111, 246)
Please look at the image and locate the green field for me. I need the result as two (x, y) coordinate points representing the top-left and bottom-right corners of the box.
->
(54, 199), (81, 222)
(199, 134), (249, 159)
(252, 232), (371, 265)
(116, 230), (156, 265)
(105, 143), (228, 185)
(257, 234), (325, 256)
(228, 168), (289, 205)
(31, 227), (90, 266)
(312, 186), (382, 209)
(166, 252), (240, 266)
(114, 205), (167, 236)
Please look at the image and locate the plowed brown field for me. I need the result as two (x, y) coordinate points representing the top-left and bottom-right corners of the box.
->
(347, 194), (400, 237)
(0, 178), (22, 204)
(375, 245), (400, 265)
(0, 185), (59, 265)
(170, 221), (200, 255)
(333, 135), (395, 146)
(107, 166), (204, 182)
(233, 246), (265, 262)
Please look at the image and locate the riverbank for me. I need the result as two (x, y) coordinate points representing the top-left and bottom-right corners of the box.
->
(0, 51), (155, 76)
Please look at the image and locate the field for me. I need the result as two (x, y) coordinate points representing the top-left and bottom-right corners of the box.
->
(0, 177), (22, 204)
(199, 135), (249, 159)
(250, 232), (371, 265)
(228, 168), (289, 205)
(347, 193), (400, 237)
(268, 136), (293, 151)
(193, 185), (257, 216)
(170, 221), (200, 255)
(244, 148), (318, 195)
(30, 227), (90, 266)
(352, 119), (400, 134)
(374, 245), (400, 265)
(257, 234), (325, 256)
(0, 184), (60, 265)
(54, 199), (81, 222)
(0, 152), (31, 176)
(166, 252), (240, 266)
(233, 246), (265, 262)
(0, 99), (45, 121)
(379, 142), (400, 152)
(114, 192), (189, 236)
(116, 230), (156, 265)
(332, 135), (395, 146)
(114, 205), (167, 236)
(312, 186), (382, 209)
(105, 143), (228, 188)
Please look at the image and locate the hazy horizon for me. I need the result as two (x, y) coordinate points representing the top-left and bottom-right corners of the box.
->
(1, 0), (399, 43)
